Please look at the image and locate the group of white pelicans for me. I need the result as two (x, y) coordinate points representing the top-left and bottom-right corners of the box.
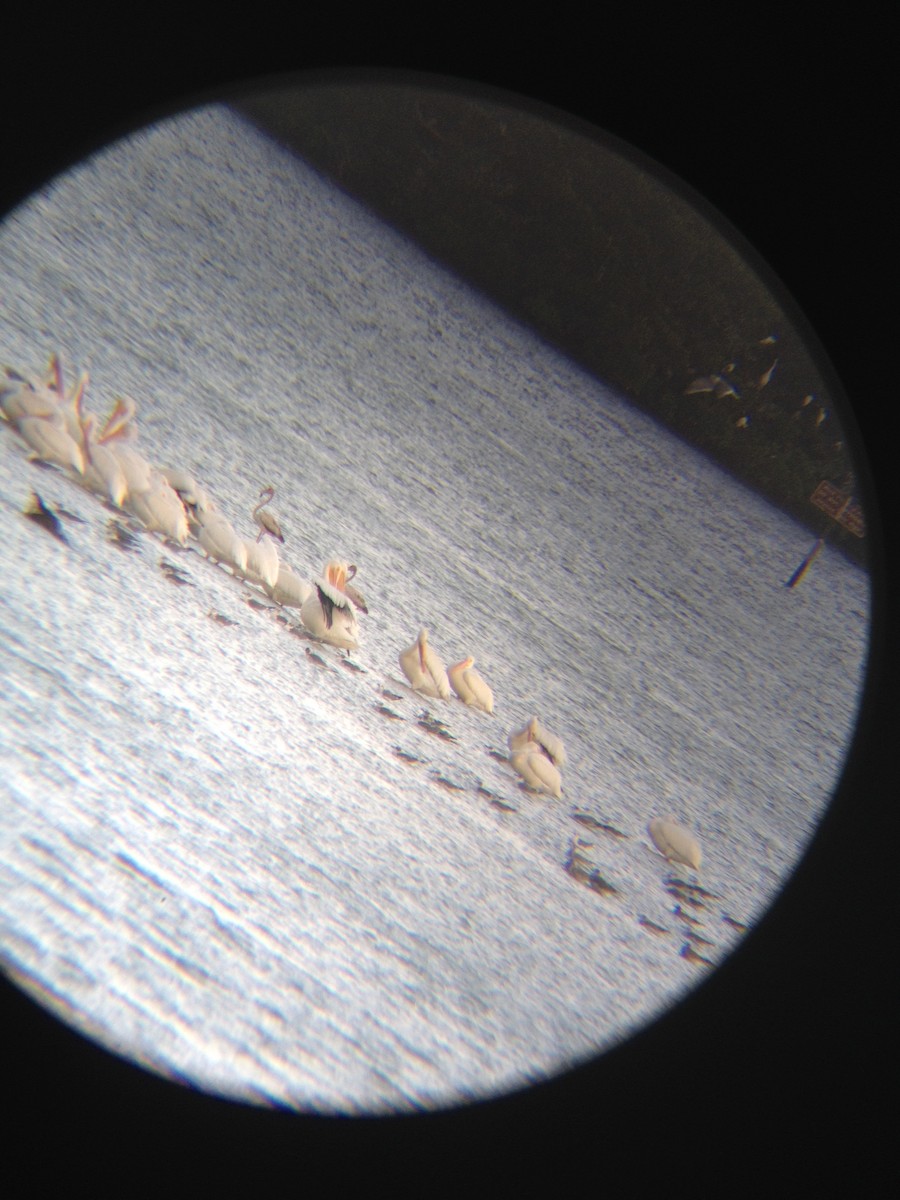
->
(1, 349), (703, 873)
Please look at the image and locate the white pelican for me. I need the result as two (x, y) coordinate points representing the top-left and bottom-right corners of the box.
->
(507, 716), (567, 769)
(98, 397), (155, 496)
(128, 473), (190, 545)
(510, 741), (562, 799)
(265, 563), (313, 608)
(15, 413), (85, 474)
(647, 818), (702, 871)
(52, 358), (90, 443)
(78, 413), (128, 507)
(99, 393), (139, 441)
(160, 467), (213, 516)
(252, 486), (284, 543)
(448, 655), (494, 713)
(300, 559), (363, 650)
(2, 371), (65, 426)
(399, 627), (451, 699)
(240, 535), (279, 591)
(195, 508), (248, 575)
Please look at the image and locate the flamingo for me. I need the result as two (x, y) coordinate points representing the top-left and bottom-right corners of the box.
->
(252, 486), (284, 543)
(300, 559), (363, 650)
(399, 627), (451, 699)
(448, 655), (494, 713)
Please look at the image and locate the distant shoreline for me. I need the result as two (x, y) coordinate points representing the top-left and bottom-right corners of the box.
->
(233, 86), (867, 571)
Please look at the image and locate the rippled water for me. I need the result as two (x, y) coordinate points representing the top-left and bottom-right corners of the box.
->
(0, 104), (870, 1112)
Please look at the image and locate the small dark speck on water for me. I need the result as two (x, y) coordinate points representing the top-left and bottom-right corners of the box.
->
(374, 703), (404, 720)
(666, 885), (705, 908)
(106, 518), (140, 552)
(565, 837), (619, 896)
(304, 647), (330, 669)
(417, 714), (456, 741)
(431, 772), (464, 792)
(571, 811), (628, 838)
(23, 491), (67, 542)
(55, 504), (86, 523)
(686, 931), (714, 948)
(489, 797), (518, 813)
(393, 746), (423, 765)
(207, 610), (238, 626)
(680, 943), (714, 967)
(638, 916), (668, 936)
(666, 875), (721, 900)
(673, 904), (701, 927)
(160, 557), (193, 586)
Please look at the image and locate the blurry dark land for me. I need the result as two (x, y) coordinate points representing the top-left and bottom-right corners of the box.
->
(235, 81), (864, 566)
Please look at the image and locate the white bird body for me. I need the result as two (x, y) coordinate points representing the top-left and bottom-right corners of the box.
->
(647, 818), (702, 870)
(195, 509), (248, 574)
(300, 560), (361, 650)
(399, 627), (451, 699)
(58, 370), (89, 442)
(508, 716), (567, 769)
(510, 741), (562, 799)
(240, 535), (279, 590)
(127, 471), (189, 544)
(16, 414), (85, 474)
(1, 376), (65, 426)
(448, 655), (494, 713)
(79, 414), (128, 507)
(106, 441), (154, 497)
(160, 467), (212, 514)
(266, 564), (313, 608)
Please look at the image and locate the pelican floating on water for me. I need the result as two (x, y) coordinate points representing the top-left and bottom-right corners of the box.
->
(252, 486), (284, 543)
(195, 507), (248, 575)
(127, 471), (190, 545)
(2, 370), (64, 426)
(265, 563), (313, 608)
(15, 412), (85, 474)
(300, 559), (363, 650)
(647, 818), (702, 870)
(79, 413), (128, 507)
(240, 534), (279, 590)
(399, 627), (451, 699)
(448, 655), (494, 713)
(508, 716), (567, 769)
(510, 741), (562, 799)
(160, 467), (213, 516)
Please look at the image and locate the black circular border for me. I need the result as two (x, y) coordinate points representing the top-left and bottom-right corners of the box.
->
(1, 29), (893, 1191)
